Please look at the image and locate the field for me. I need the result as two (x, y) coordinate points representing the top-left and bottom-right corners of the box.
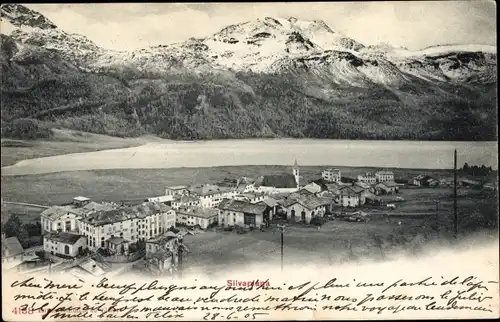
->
(0, 128), (159, 167)
(180, 217), (498, 278)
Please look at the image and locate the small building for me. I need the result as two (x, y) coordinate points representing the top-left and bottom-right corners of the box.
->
(375, 171), (395, 183)
(375, 181), (400, 195)
(233, 192), (266, 204)
(145, 249), (173, 274)
(187, 184), (238, 208)
(354, 181), (375, 193)
(257, 196), (280, 222)
(357, 172), (377, 184)
(2, 235), (24, 262)
(412, 175), (437, 187)
(146, 232), (178, 257)
(281, 195), (330, 224)
(321, 168), (341, 183)
(72, 196), (92, 208)
(43, 232), (87, 258)
(176, 207), (218, 229)
(105, 237), (130, 255)
(171, 195), (201, 209)
(165, 186), (189, 196)
(318, 182), (343, 197)
(40, 206), (86, 234)
(339, 185), (367, 208)
(217, 199), (268, 228)
(147, 195), (175, 204)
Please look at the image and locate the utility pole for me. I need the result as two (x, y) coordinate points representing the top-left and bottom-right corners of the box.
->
(176, 234), (184, 279)
(453, 149), (458, 239)
(277, 224), (286, 272)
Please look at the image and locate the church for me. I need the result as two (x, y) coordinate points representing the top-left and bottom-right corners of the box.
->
(253, 160), (301, 194)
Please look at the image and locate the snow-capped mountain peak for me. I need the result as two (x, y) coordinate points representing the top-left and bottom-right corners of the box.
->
(0, 3), (57, 30)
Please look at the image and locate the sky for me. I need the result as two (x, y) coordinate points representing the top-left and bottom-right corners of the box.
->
(25, 1), (497, 51)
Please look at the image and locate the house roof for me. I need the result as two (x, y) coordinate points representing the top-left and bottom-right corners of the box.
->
(325, 183), (343, 192)
(323, 168), (341, 173)
(339, 185), (366, 194)
(81, 202), (171, 227)
(302, 183), (322, 194)
(2, 236), (24, 257)
(106, 237), (129, 245)
(377, 181), (399, 188)
(298, 188), (314, 195)
(281, 195), (331, 210)
(177, 206), (218, 219)
(254, 174), (297, 189)
(135, 202), (171, 219)
(319, 191), (337, 199)
(260, 196), (279, 207)
(217, 199), (267, 215)
(41, 206), (86, 220)
(354, 182), (372, 189)
(81, 201), (116, 212)
(45, 232), (85, 245)
(237, 192), (265, 199)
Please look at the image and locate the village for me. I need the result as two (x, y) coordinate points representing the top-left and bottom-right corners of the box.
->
(2, 160), (497, 278)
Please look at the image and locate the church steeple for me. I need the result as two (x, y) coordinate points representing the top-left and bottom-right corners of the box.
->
(292, 159), (300, 188)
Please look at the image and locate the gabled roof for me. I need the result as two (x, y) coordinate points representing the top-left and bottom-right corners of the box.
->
(177, 206), (218, 219)
(254, 174), (297, 189)
(298, 188), (314, 195)
(217, 199), (267, 215)
(41, 206), (86, 220)
(376, 181), (399, 188)
(354, 181), (372, 189)
(339, 185), (366, 194)
(45, 232), (85, 245)
(281, 195), (331, 210)
(260, 196), (279, 208)
(2, 236), (23, 257)
(325, 183), (343, 192)
(81, 202), (171, 227)
(302, 182), (322, 194)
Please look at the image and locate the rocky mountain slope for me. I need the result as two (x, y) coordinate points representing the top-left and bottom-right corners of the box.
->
(1, 4), (497, 140)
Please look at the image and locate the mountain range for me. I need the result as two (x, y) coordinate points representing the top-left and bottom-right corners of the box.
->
(1, 3), (497, 141)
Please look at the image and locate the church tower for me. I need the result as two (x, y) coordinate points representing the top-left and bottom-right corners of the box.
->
(292, 159), (300, 188)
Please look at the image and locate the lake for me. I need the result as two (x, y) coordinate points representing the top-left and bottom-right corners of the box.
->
(1, 139), (497, 176)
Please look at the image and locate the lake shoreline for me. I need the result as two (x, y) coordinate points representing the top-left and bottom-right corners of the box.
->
(1, 139), (497, 176)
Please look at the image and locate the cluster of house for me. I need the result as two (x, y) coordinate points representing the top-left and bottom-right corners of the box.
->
(2, 161), (405, 276)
